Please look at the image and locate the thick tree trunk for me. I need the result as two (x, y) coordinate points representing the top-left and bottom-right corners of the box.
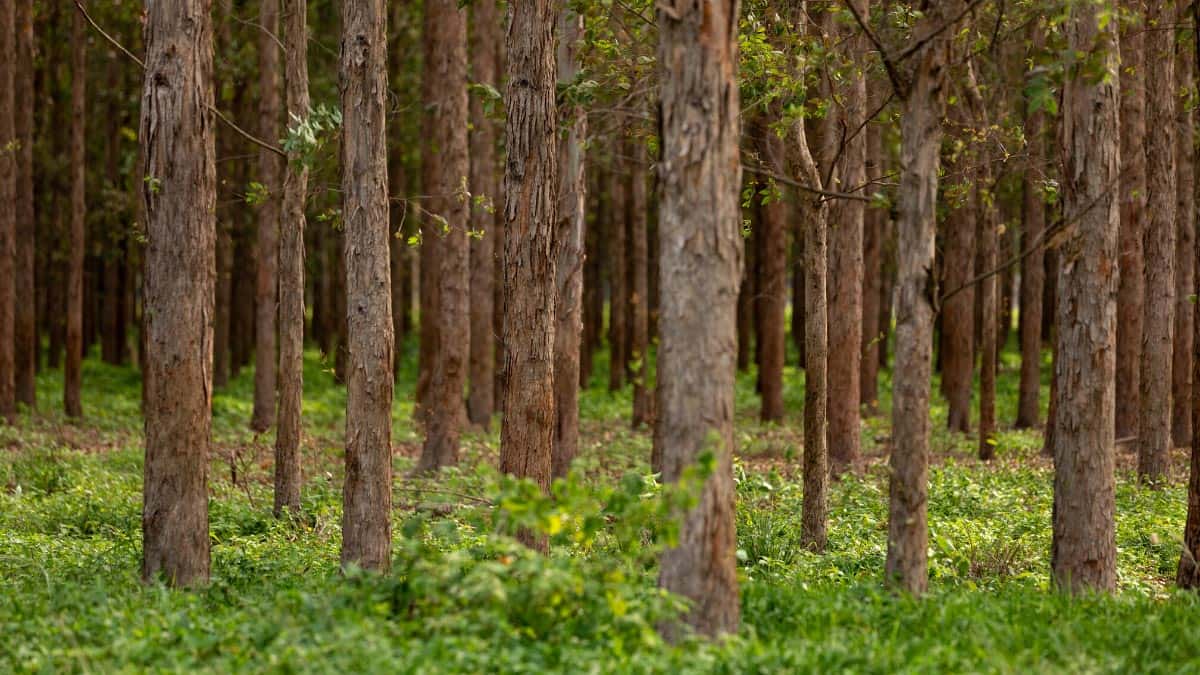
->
(608, 168), (627, 391)
(1116, 0), (1146, 441)
(340, 0), (394, 572)
(274, 0), (310, 518)
(1051, 0), (1119, 592)
(140, 0), (216, 586)
(0, 0), (17, 421)
(1017, 36), (1046, 429)
(467, 0), (499, 427)
(654, 0), (742, 639)
(251, 0), (282, 432)
(500, 0), (559, 516)
(1174, 26), (1195, 449)
(885, 5), (958, 596)
(553, 8), (586, 477)
(13, 0), (33, 407)
(941, 196), (975, 433)
(756, 120), (787, 423)
(1138, 0), (1177, 486)
(629, 138), (651, 428)
(416, 0), (470, 471)
(65, 7), (86, 418)
(1179, 2), (1200, 589)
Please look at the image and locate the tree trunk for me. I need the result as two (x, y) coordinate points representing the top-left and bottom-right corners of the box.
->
(1116, 0), (1146, 441)
(251, 0), (282, 432)
(274, 0), (310, 518)
(941, 194), (976, 433)
(340, 0), (394, 572)
(1051, 0), (1119, 593)
(581, 167), (604, 388)
(13, 0), (33, 407)
(791, 215), (806, 368)
(608, 167), (627, 391)
(416, 0), (470, 472)
(736, 237), (753, 372)
(1017, 28), (1046, 429)
(654, 0), (742, 639)
(1179, 2), (1200, 589)
(885, 5), (959, 596)
(629, 138), (651, 428)
(756, 121), (787, 423)
(1174, 24), (1195, 449)
(467, 0), (499, 427)
(0, 0), (17, 421)
(140, 0), (216, 586)
(500, 0), (559, 521)
(861, 115), (883, 412)
(64, 7), (85, 418)
(977, 184), (998, 459)
(1138, 0), (1177, 486)
(553, 9), (586, 479)
(213, 221), (233, 387)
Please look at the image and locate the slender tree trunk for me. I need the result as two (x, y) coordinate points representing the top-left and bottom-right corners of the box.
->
(755, 121), (787, 423)
(791, 217), (806, 368)
(64, 7), (86, 418)
(941, 195), (976, 433)
(0, 0), (17, 421)
(340, 0), (394, 572)
(861, 116), (883, 412)
(654, 0), (742, 639)
(467, 0), (499, 427)
(214, 221), (233, 387)
(416, 0), (470, 472)
(1138, 0), (1177, 486)
(251, 0), (282, 432)
(977, 185), (998, 459)
(1116, 0), (1146, 441)
(13, 0), (33, 408)
(500, 0), (559, 524)
(1179, 2), (1200, 589)
(885, 5), (959, 596)
(140, 0), (216, 586)
(1051, 0), (1119, 593)
(608, 168), (627, 391)
(553, 9), (586, 478)
(274, 0), (309, 518)
(1174, 24), (1195, 449)
(581, 167), (604, 388)
(1017, 28), (1046, 429)
(629, 138), (651, 428)
(736, 241), (753, 371)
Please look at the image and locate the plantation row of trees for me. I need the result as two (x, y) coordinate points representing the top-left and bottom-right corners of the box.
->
(3, 0), (1200, 637)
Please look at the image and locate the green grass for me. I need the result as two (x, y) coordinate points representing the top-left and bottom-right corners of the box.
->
(2, 338), (1198, 673)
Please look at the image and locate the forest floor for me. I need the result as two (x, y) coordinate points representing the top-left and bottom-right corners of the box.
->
(3, 338), (1200, 673)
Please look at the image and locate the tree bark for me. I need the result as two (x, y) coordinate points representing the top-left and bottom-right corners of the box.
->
(629, 137), (651, 428)
(500, 0), (559, 518)
(340, 0), (394, 572)
(861, 115), (883, 412)
(941, 190), (975, 433)
(1116, 0), (1146, 441)
(1051, 0), (1119, 593)
(416, 0), (470, 472)
(1179, 1), (1200, 590)
(553, 9), (586, 478)
(1017, 26), (1046, 429)
(13, 0), (33, 408)
(755, 120), (787, 424)
(274, 0), (310, 518)
(251, 0), (282, 432)
(65, 6), (86, 418)
(608, 167), (627, 391)
(885, 4), (959, 596)
(654, 0), (742, 639)
(0, 0), (17, 421)
(140, 0), (216, 586)
(467, 0), (499, 427)
(1174, 22), (1195, 449)
(1138, 0), (1177, 486)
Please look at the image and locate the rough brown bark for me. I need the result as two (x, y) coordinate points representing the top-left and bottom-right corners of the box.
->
(1051, 0), (1119, 593)
(274, 0), (310, 518)
(416, 0), (470, 472)
(214, 220), (233, 387)
(628, 138), (651, 428)
(0, 0), (17, 421)
(140, 0), (216, 586)
(65, 6), (85, 419)
(251, 0), (283, 432)
(861, 115), (883, 412)
(756, 121), (787, 424)
(1017, 29), (1046, 429)
(340, 0), (394, 572)
(886, 4), (959, 596)
(1179, 2), (1200, 589)
(654, 0), (742, 639)
(13, 0), (33, 408)
(500, 0), (559, 508)
(467, 0), (499, 428)
(1138, 0), (1177, 486)
(553, 9), (586, 478)
(941, 190), (975, 433)
(608, 168), (627, 391)
(1116, 0), (1146, 441)
(1174, 23), (1195, 449)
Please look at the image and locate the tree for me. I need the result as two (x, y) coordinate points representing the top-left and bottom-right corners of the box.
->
(1116, 0), (1146, 442)
(251, 0), (282, 433)
(940, 173), (976, 433)
(1138, 0), (1177, 486)
(1181, 2), (1200, 587)
(628, 137), (651, 428)
(467, 0), (500, 428)
(274, 0), (309, 518)
(416, 0), (470, 472)
(500, 0), (559, 520)
(65, 5), (85, 418)
(1173, 16), (1195, 449)
(861, 111), (884, 412)
(553, 8), (587, 477)
(13, 0), (33, 409)
(608, 167), (628, 392)
(340, 0), (394, 572)
(0, 0), (16, 422)
(654, 0), (741, 638)
(140, 0), (216, 585)
(882, 0), (964, 595)
(1051, 0), (1119, 593)
(755, 119), (787, 424)
(1016, 18), (1047, 430)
